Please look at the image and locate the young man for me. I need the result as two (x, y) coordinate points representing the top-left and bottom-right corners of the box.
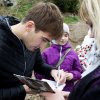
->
(0, 2), (66, 100)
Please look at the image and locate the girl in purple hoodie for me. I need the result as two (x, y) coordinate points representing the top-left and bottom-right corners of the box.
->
(35, 23), (82, 92)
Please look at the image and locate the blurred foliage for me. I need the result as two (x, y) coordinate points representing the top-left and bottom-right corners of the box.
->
(64, 16), (79, 24)
(0, 0), (39, 19)
(9, 0), (36, 18)
(49, 0), (79, 13)
(0, 0), (79, 23)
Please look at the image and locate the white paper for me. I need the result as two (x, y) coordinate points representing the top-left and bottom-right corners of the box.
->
(42, 79), (65, 91)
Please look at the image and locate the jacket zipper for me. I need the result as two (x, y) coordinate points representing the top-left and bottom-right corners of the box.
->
(19, 41), (27, 76)
(58, 46), (62, 70)
(5, 18), (26, 75)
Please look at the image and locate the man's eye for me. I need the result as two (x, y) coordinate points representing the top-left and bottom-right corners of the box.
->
(42, 38), (48, 42)
(42, 36), (50, 42)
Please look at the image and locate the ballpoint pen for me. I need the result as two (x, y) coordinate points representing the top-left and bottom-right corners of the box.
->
(56, 46), (62, 88)
(56, 69), (61, 88)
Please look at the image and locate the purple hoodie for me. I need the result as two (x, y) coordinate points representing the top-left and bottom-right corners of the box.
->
(35, 42), (82, 92)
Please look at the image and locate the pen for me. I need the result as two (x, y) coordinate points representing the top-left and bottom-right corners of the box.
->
(56, 46), (62, 88)
(56, 69), (61, 88)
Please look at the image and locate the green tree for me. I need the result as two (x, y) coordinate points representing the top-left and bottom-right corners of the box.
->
(52, 0), (79, 13)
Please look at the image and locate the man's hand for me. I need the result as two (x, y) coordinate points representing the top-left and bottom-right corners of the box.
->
(51, 69), (66, 84)
(23, 85), (37, 94)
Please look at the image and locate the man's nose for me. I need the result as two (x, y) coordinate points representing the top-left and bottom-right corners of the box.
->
(61, 37), (65, 41)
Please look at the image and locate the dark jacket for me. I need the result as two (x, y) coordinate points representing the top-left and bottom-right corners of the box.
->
(0, 16), (52, 100)
(68, 66), (100, 100)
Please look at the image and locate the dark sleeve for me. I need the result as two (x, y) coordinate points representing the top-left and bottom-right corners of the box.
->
(68, 75), (100, 100)
(34, 49), (53, 77)
(0, 85), (26, 100)
(41, 50), (47, 63)
(81, 83), (100, 100)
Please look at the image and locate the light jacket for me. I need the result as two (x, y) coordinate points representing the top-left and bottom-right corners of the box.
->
(77, 35), (100, 77)
(36, 42), (82, 92)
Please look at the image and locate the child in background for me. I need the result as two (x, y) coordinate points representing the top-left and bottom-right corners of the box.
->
(35, 23), (82, 92)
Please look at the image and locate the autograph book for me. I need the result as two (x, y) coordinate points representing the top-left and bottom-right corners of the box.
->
(14, 74), (54, 93)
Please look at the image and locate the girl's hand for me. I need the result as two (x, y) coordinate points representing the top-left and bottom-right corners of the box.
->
(66, 72), (73, 80)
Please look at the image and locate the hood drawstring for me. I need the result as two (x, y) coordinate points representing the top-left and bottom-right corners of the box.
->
(58, 46), (62, 71)
(60, 46), (62, 60)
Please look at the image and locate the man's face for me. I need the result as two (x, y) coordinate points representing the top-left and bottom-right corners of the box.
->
(23, 29), (51, 51)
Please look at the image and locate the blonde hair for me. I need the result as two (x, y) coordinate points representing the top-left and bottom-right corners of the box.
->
(80, 0), (100, 49)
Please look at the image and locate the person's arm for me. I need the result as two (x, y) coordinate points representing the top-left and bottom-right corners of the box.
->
(35, 49), (49, 80)
(0, 85), (26, 100)
(34, 49), (53, 77)
(34, 49), (66, 84)
(69, 54), (82, 81)
(68, 76), (100, 100)
(62, 53), (82, 81)
(41, 50), (48, 63)
(81, 87), (100, 100)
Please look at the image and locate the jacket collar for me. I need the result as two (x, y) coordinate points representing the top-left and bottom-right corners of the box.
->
(0, 16), (20, 32)
(51, 42), (71, 51)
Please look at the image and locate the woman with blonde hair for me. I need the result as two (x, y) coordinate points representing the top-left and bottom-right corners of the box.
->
(78, 0), (100, 77)
(41, 0), (100, 100)
(76, 0), (100, 73)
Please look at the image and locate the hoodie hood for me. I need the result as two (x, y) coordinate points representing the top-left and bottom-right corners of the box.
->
(0, 16), (23, 50)
(0, 15), (20, 31)
(51, 42), (71, 51)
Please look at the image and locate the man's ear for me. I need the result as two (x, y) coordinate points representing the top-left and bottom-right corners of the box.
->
(25, 21), (35, 32)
